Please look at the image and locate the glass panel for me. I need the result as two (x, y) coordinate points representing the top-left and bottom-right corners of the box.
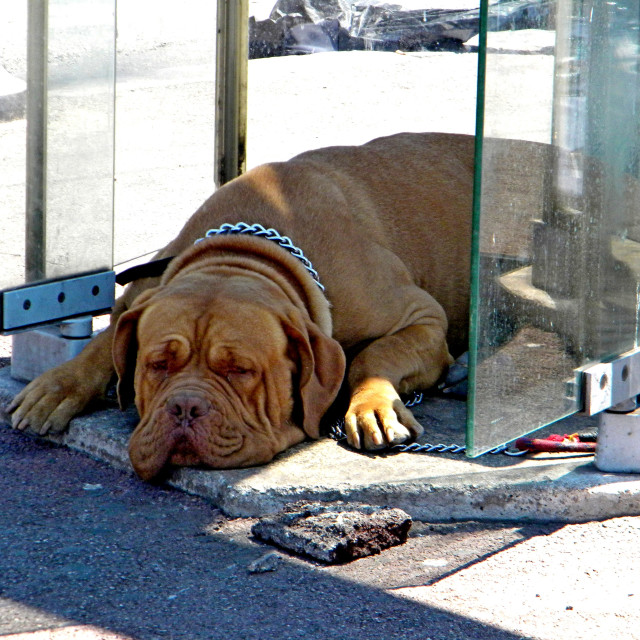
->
(113, 1), (216, 268)
(0, 1), (115, 290)
(0, 6), (27, 289)
(468, 0), (640, 454)
(1, 1), (216, 287)
(45, 0), (115, 279)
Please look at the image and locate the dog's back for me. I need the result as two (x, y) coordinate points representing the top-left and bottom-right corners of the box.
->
(289, 132), (475, 353)
(163, 132), (475, 353)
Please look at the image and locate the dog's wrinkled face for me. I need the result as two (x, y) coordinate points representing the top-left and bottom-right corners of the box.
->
(113, 276), (345, 480)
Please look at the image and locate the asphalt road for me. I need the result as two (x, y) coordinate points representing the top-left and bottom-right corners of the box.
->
(0, 425), (528, 640)
(2, 422), (640, 640)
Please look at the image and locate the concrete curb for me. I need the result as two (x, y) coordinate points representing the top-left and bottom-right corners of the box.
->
(2, 367), (640, 522)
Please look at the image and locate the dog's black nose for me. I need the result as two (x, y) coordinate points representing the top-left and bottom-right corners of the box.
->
(166, 393), (212, 422)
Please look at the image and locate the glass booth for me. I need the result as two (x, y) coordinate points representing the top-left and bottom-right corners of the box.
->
(1, 0), (640, 454)
(469, 0), (640, 453)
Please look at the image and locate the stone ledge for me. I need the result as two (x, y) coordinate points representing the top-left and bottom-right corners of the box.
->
(2, 366), (640, 522)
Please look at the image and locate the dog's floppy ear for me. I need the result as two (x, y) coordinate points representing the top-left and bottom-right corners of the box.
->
(112, 288), (159, 408)
(284, 317), (346, 439)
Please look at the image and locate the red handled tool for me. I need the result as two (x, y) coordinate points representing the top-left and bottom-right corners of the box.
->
(515, 433), (597, 454)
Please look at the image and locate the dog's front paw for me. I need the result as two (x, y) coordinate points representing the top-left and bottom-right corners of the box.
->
(9, 364), (98, 435)
(343, 378), (423, 450)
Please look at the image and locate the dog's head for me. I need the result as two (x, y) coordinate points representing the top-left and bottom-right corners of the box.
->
(113, 274), (345, 480)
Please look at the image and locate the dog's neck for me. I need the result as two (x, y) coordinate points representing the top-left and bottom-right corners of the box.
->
(160, 234), (333, 336)
(194, 223), (324, 292)
(116, 224), (324, 292)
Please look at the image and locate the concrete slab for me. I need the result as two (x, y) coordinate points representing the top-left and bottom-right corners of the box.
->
(2, 365), (640, 523)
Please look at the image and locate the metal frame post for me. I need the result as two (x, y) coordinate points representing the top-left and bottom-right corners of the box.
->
(26, 0), (48, 282)
(214, 0), (248, 187)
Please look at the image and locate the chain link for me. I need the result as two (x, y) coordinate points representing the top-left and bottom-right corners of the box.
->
(195, 222), (325, 291)
(329, 392), (527, 456)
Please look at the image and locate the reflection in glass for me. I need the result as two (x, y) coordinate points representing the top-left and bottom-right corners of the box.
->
(469, 0), (640, 454)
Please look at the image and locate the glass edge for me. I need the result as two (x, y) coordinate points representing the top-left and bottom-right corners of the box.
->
(465, 0), (489, 457)
(110, 0), (117, 270)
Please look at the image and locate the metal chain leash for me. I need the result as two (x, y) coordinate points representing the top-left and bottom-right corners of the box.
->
(329, 392), (528, 457)
(195, 222), (325, 291)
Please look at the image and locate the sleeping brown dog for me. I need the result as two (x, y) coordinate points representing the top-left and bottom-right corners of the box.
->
(10, 132), (473, 480)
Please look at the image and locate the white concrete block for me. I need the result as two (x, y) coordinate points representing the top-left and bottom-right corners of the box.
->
(595, 408), (640, 473)
(11, 321), (93, 382)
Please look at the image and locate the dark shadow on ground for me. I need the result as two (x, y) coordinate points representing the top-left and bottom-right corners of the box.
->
(0, 426), (554, 640)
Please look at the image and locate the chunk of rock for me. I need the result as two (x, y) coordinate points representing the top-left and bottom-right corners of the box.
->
(251, 501), (412, 564)
(248, 551), (282, 574)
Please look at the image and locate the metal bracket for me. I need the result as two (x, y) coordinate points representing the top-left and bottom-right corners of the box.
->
(581, 347), (640, 415)
(1, 271), (115, 333)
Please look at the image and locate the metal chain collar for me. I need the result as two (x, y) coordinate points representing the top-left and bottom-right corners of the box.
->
(329, 392), (527, 457)
(195, 222), (325, 291)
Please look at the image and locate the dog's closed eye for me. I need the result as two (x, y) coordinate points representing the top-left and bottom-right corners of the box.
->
(209, 354), (257, 384)
(149, 360), (168, 372)
(226, 366), (252, 376)
(224, 368), (255, 386)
